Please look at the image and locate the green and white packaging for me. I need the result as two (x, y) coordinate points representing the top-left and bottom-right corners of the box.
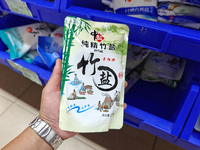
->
(59, 16), (129, 133)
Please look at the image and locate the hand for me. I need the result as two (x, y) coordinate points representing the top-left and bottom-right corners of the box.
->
(39, 59), (77, 140)
(39, 59), (127, 140)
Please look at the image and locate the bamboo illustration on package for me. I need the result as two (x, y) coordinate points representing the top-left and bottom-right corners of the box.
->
(59, 16), (129, 133)
(61, 17), (91, 95)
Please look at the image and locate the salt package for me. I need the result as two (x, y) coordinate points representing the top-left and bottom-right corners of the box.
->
(59, 16), (129, 132)
(0, 23), (51, 59)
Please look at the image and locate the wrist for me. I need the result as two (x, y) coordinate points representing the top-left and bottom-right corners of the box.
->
(2, 127), (53, 150)
(27, 127), (53, 150)
(38, 114), (58, 133)
(29, 117), (63, 149)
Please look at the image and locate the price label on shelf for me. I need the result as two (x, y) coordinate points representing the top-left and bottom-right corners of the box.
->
(21, 67), (42, 86)
(7, 59), (42, 86)
(5, 0), (33, 17)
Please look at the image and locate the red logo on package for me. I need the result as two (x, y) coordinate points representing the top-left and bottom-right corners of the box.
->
(26, 27), (33, 33)
(95, 33), (104, 42)
(91, 30), (104, 42)
(118, 72), (123, 79)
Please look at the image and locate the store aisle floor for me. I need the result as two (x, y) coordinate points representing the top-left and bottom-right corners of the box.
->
(0, 64), (185, 150)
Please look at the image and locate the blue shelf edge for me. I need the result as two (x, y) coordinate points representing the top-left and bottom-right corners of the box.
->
(0, 51), (51, 85)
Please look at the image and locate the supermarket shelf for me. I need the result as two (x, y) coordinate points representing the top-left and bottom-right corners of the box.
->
(1, 0), (200, 62)
(60, 0), (200, 63)
(124, 60), (200, 143)
(176, 90), (200, 150)
(0, 50), (51, 85)
(1, 0), (200, 149)
(0, 0), (63, 25)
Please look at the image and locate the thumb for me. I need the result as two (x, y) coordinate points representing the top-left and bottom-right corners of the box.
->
(46, 59), (62, 91)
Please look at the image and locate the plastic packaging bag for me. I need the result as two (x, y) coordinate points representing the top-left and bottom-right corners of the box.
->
(125, 45), (151, 92)
(141, 51), (187, 88)
(158, 2), (200, 29)
(59, 16), (129, 133)
(46, 23), (60, 32)
(126, 45), (151, 73)
(32, 55), (54, 71)
(102, 0), (114, 12)
(0, 23), (51, 59)
(38, 36), (62, 68)
(5, 48), (52, 70)
(37, 26), (64, 68)
(102, 0), (158, 21)
(125, 64), (143, 93)
(21, 49), (38, 64)
(50, 26), (64, 38)
(5, 49), (38, 64)
(159, 0), (200, 6)
(125, 71), (140, 93)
